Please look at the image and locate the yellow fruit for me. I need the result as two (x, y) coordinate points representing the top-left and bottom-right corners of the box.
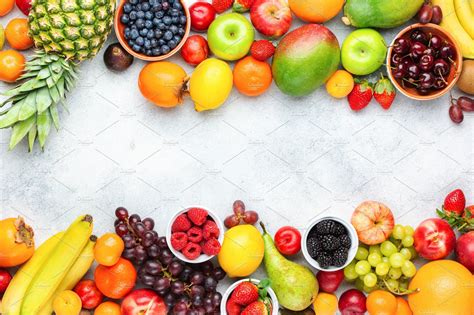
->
(325, 70), (354, 98)
(0, 24), (4, 50)
(53, 290), (82, 315)
(217, 225), (264, 278)
(189, 58), (233, 112)
(454, 0), (474, 38)
(457, 59), (474, 95)
(313, 292), (338, 315)
(408, 260), (473, 315)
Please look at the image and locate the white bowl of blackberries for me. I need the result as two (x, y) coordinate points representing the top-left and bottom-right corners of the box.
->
(114, 0), (191, 61)
(301, 217), (358, 271)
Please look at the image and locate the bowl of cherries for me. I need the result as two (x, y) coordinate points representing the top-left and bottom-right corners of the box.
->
(387, 23), (463, 100)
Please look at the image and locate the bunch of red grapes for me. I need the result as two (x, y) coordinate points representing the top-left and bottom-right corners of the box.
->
(114, 207), (226, 314)
(224, 200), (259, 228)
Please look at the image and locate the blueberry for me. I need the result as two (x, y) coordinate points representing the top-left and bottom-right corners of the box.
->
(163, 30), (173, 40)
(128, 39), (135, 46)
(152, 3), (162, 12)
(152, 48), (161, 55)
(139, 28), (148, 36)
(135, 4), (142, 10)
(149, 0), (159, 5)
(158, 23), (167, 30)
(124, 29), (131, 39)
(173, 35), (181, 42)
(145, 49), (153, 56)
(137, 10), (145, 18)
(161, 45), (170, 54)
(152, 18), (160, 26)
(151, 38), (158, 47)
(163, 16), (172, 25)
(144, 39), (151, 49)
(132, 44), (141, 52)
(155, 11), (164, 18)
(154, 29), (163, 38)
(168, 39), (177, 49)
(135, 18), (145, 28)
(173, 2), (182, 9)
(145, 20), (153, 29)
(169, 25), (178, 34)
(121, 14), (130, 24)
(179, 15), (186, 25)
(158, 39), (166, 46)
(178, 27), (185, 36)
(145, 11), (154, 20)
(170, 8), (180, 16)
(162, 2), (170, 10)
(131, 24), (137, 29)
(129, 0), (138, 4)
(136, 36), (144, 46)
(123, 3), (132, 13)
(142, 2), (150, 10)
(130, 29), (139, 39)
(146, 30), (155, 39)
(129, 11), (137, 20)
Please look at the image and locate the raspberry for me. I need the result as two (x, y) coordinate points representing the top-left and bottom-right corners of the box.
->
(182, 242), (202, 260)
(171, 232), (188, 251)
(187, 226), (203, 243)
(171, 214), (192, 232)
(203, 220), (220, 240)
(202, 238), (221, 256)
(187, 208), (208, 226)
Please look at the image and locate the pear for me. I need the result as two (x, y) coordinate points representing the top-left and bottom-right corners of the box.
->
(260, 223), (318, 311)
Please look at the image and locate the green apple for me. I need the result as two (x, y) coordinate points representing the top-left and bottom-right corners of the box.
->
(0, 24), (4, 50)
(341, 28), (387, 76)
(207, 13), (254, 61)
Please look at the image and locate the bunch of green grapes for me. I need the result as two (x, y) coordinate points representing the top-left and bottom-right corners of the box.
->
(344, 224), (418, 294)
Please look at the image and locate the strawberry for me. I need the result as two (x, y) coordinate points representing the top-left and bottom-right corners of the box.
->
(230, 281), (259, 306)
(202, 238), (221, 255)
(241, 301), (269, 315)
(347, 79), (373, 111)
(171, 214), (191, 232)
(212, 0), (233, 13)
(170, 232), (188, 251)
(187, 208), (208, 226)
(374, 75), (396, 110)
(233, 0), (254, 12)
(250, 40), (275, 61)
(444, 189), (466, 216)
(226, 298), (243, 315)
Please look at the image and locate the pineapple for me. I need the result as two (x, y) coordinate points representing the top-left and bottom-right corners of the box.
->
(0, 0), (115, 151)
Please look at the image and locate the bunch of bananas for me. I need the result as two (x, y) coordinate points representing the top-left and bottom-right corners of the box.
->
(433, 0), (474, 58)
(2, 215), (95, 315)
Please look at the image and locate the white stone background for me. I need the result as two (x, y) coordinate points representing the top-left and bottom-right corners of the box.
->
(0, 0), (473, 309)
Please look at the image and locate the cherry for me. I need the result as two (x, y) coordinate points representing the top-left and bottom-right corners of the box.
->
(419, 72), (435, 89)
(410, 30), (428, 44)
(440, 44), (455, 60)
(393, 38), (411, 54)
(423, 47), (437, 57)
(417, 87), (431, 95)
(411, 41), (427, 59)
(433, 77), (447, 89)
(391, 53), (403, 65)
(429, 35), (443, 49)
(407, 63), (421, 79)
(433, 59), (450, 76)
(419, 54), (435, 71)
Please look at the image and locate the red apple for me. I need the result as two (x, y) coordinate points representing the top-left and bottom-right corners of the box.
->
(181, 35), (209, 66)
(121, 289), (167, 315)
(414, 218), (456, 260)
(250, 0), (292, 38)
(316, 270), (344, 293)
(189, 2), (216, 32)
(351, 201), (394, 245)
(456, 231), (474, 272)
(338, 289), (366, 315)
(0, 269), (12, 294)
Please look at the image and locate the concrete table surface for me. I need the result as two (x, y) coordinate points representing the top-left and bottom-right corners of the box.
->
(0, 1), (473, 305)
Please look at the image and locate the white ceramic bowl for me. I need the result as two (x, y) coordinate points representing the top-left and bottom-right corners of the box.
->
(220, 278), (279, 315)
(166, 206), (224, 264)
(301, 216), (358, 271)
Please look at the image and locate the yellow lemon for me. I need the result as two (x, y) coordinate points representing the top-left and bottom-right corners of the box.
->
(217, 225), (264, 278)
(325, 70), (354, 98)
(189, 58), (233, 112)
(313, 292), (338, 315)
(53, 290), (82, 315)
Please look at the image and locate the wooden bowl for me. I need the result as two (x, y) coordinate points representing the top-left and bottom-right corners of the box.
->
(114, 0), (191, 61)
(386, 23), (463, 101)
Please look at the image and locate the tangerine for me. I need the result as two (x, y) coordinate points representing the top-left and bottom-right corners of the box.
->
(94, 233), (124, 267)
(395, 297), (413, 315)
(0, 50), (25, 83)
(233, 56), (272, 97)
(94, 302), (121, 315)
(366, 290), (397, 315)
(288, 0), (344, 23)
(313, 292), (338, 315)
(5, 18), (34, 50)
(326, 70), (354, 98)
(0, 0), (14, 16)
(94, 258), (136, 299)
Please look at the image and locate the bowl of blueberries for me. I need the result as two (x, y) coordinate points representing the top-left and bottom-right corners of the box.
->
(387, 23), (463, 101)
(115, 0), (191, 61)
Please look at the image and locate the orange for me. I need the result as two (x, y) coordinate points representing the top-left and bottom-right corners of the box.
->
(313, 292), (338, 315)
(0, 0), (14, 16)
(94, 302), (121, 315)
(233, 56), (272, 97)
(94, 258), (136, 299)
(395, 297), (413, 315)
(94, 233), (124, 266)
(326, 70), (354, 98)
(0, 50), (25, 83)
(289, 0), (344, 23)
(408, 260), (473, 315)
(5, 18), (34, 50)
(366, 290), (397, 315)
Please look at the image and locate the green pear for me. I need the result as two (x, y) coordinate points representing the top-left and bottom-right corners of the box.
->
(0, 24), (4, 50)
(261, 223), (318, 311)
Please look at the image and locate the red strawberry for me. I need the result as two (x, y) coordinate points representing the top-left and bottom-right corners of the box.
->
(171, 214), (192, 232)
(250, 40), (275, 61)
(187, 226), (203, 243)
(202, 238), (221, 256)
(171, 232), (188, 251)
(203, 220), (220, 240)
(212, 0), (233, 13)
(226, 298), (243, 315)
(374, 76), (396, 110)
(233, 0), (254, 12)
(187, 208), (208, 226)
(347, 79), (373, 111)
(444, 189), (466, 216)
(230, 281), (259, 306)
(241, 301), (268, 315)
(182, 242), (202, 260)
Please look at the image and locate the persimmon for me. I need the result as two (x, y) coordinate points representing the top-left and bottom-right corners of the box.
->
(0, 217), (35, 267)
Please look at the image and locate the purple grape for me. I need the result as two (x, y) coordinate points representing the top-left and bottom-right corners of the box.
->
(142, 217), (155, 230)
(179, 265), (193, 282)
(233, 200), (246, 215)
(164, 293), (176, 307)
(171, 281), (185, 295)
(169, 261), (184, 277)
(115, 223), (128, 236)
(157, 236), (168, 249)
(204, 277), (217, 292)
(211, 292), (222, 307)
(115, 207), (129, 220)
(122, 234), (135, 249)
(134, 245), (147, 261)
(129, 214), (141, 224)
(122, 248), (135, 260)
(144, 260), (162, 275)
(146, 244), (160, 258)
(190, 285), (205, 298)
(141, 274), (156, 286)
(154, 277), (171, 291)
(160, 249), (174, 265)
(141, 230), (155, 247)
(211, 267), (226, 281)
(132, 222), (146, 236)
(190, 272), (204, 285)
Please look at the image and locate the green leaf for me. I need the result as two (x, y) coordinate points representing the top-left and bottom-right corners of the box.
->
(49, 104), (60, 130)
(0, 103), (22, 128)
(49, 86), (60, 104)
(18, 92), (37, 121)
(37, 67), (52, 80)
(37, 111), (52, 148)
(36, 87), (52, 113)
(28, 122), (37, 152)
(46, 76), (55, 88)
(56, 77), (65, 99)
(9, 115), (36, 150)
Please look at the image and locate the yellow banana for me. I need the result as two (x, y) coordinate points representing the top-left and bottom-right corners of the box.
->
(38, 235), (97, 315)
(20, 215), (93, 314)
(454, 0), (474, 38)
(433, 0), (474, 58)
(1, 232), (64, 315)
(470, 0), (474, 12)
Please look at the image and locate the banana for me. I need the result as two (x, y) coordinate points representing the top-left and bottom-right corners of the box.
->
(38, 235), (97, 315)
(470, 0), (474, 12)
(1, 232), (64, 315)
(20, 215), (93, 314)
(454, 0), (474, 38)
(433, 0), (474, 58)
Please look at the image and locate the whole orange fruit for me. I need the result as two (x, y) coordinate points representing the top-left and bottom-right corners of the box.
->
(5, 18), (34, 50)
(94, 302), (121, 315)
(288, 0), (344, 23)
(0, 50), (25, 83)
(94, 233), (124, 266)
(326, 70), (354, 98)
(367, 290), (397, 315)
(233, 56), (272, 97)
(395, 297), (413, 315)
(313, 292), (338, 315)
(94, 258), (136, 299)
(0, 0), (14, 16)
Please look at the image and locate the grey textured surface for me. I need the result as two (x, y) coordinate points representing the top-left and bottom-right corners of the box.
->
(0, 1), (473, 300)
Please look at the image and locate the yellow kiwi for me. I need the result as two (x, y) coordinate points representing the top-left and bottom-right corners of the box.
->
(457, 60), (474, 95)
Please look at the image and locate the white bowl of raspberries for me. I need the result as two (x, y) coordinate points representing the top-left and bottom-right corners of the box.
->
(167, 206), (224, 263)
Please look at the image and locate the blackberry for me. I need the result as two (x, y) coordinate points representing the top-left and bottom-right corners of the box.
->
(316, 253), (333, 269)
(306, 237), (322, 259)
(333, 222), (347, 236)
(339, 234), (351, 249)
(315, 220), (336, 235)
(333, 248), (348, 267)
(321, 235), (340, 251)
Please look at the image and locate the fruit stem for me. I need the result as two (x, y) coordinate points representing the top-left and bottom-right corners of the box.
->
(260, 222), (267, 234)
(90, 235), (98, 242)
(82, 215), (93, 224)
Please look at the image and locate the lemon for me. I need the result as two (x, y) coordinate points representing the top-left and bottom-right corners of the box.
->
(217, 225), (264, 278)
(0, 24), (4, 50)
(189, 58), (233, 112)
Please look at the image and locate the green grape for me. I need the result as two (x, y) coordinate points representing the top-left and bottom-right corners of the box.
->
(399, 280), (409, 291)
(389, 253), (406, 268)
(363, 272), (378, 287)
(386, 278), (399, 291)
(402, 236), (414, 247)
(355, 278), (364, 291)
(355, 246), (369, 260)
(381, 241), (397, 257)
(400, 248), (412, 260)
(389, 267), (402, 280)
(355, 260), (371, 275)
(401, 260), (417, 277)
(382, 256), (389, 263)
(404, 225), (414, 236)
(375, 262), (390, 276)
(368, 253), (382, 267)
(344, 262), (358, 280)
(392, 224), (405, 240)
(363, 284), (376, 293)
(407, 246), (418, 259)
(369, 245), (382, 255)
